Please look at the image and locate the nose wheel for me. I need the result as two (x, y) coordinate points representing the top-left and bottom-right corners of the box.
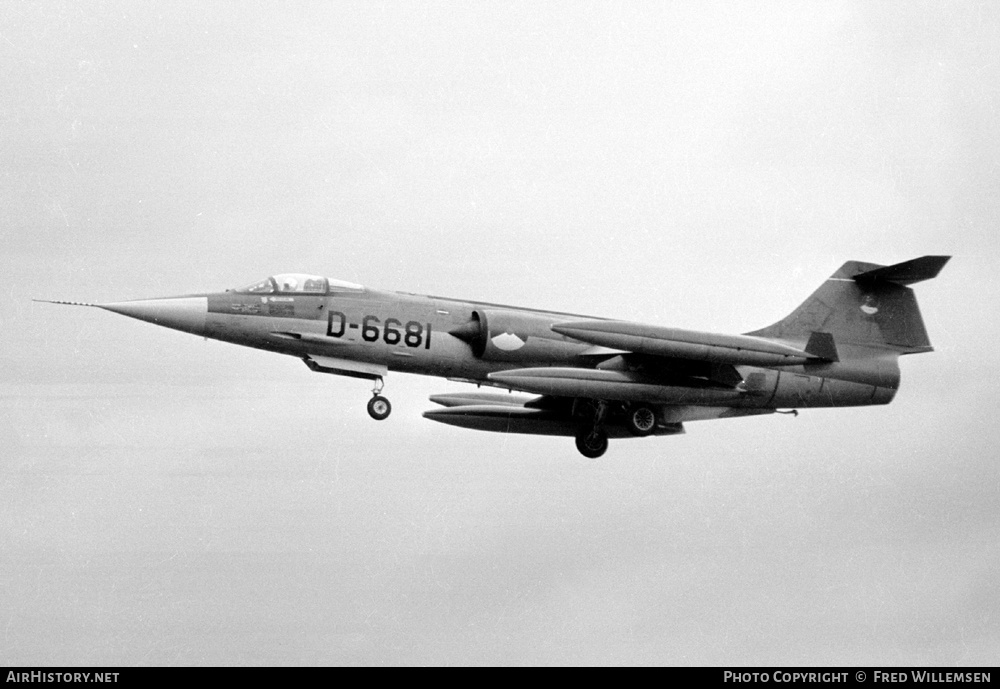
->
(366, 377), (391, 421)
(367, 395), (391, 420)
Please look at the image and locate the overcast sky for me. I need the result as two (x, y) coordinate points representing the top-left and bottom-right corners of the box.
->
(2, 1), (998, 666)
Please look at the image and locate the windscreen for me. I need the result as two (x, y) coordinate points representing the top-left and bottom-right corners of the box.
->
(239, 278), (275, 293)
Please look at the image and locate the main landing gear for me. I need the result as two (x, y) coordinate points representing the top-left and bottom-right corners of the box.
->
(575, 399), (609, 458)
(625, 405), (657, 436)
(367, 377), (391, 421)
(575, 427), (609, 458)
(572, 401), (659, 457)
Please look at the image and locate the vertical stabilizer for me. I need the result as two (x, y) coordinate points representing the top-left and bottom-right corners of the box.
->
(746, 256), (949, 354)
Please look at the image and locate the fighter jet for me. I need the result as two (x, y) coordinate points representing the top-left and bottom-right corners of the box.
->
(37, 256), (949, 457)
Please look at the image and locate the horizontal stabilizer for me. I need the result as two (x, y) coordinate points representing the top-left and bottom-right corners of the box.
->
(852, 255), (951, 286)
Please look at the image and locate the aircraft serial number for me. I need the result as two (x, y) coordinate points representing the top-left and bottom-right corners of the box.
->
(326, 312), (432, 349)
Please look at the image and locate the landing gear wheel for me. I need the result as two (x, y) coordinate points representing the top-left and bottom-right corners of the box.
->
(575, 427), (609, 458)
(367, 395), (391, 421)
(626, 406), (657, 436)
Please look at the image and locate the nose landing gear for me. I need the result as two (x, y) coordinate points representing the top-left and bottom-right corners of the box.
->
(367, 377), (391, 421)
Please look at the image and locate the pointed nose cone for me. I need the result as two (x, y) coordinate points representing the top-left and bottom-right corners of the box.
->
(99, 297), (208, 335)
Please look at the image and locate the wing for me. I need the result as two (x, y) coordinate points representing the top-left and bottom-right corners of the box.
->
(424, 320), (813, 437)
(482, 318), (834, 402)
(551, 320), (825, 366)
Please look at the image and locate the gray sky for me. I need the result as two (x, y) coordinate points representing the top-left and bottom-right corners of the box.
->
(2, 0), (998, 666)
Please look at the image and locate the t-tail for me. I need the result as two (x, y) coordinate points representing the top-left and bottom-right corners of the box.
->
(747, 256), (951, 404)
(747, 255), (950, 355)
(745, 256), (949, 395)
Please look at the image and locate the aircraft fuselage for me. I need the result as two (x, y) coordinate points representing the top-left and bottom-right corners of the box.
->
(42, 255), (948, 457)
(196, 288), (897, 410)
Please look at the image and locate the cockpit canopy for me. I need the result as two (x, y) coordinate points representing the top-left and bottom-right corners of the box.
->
(237, 274), (363, 295)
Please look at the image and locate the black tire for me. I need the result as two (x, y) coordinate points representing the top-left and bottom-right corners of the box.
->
(367, 395), (392, 421)
(626, 406), (657, 436)
(575, 427), (609, 458)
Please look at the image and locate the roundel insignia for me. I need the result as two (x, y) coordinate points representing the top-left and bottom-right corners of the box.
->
(491, 332), (527, 351)
(860, 295), (879, 315)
